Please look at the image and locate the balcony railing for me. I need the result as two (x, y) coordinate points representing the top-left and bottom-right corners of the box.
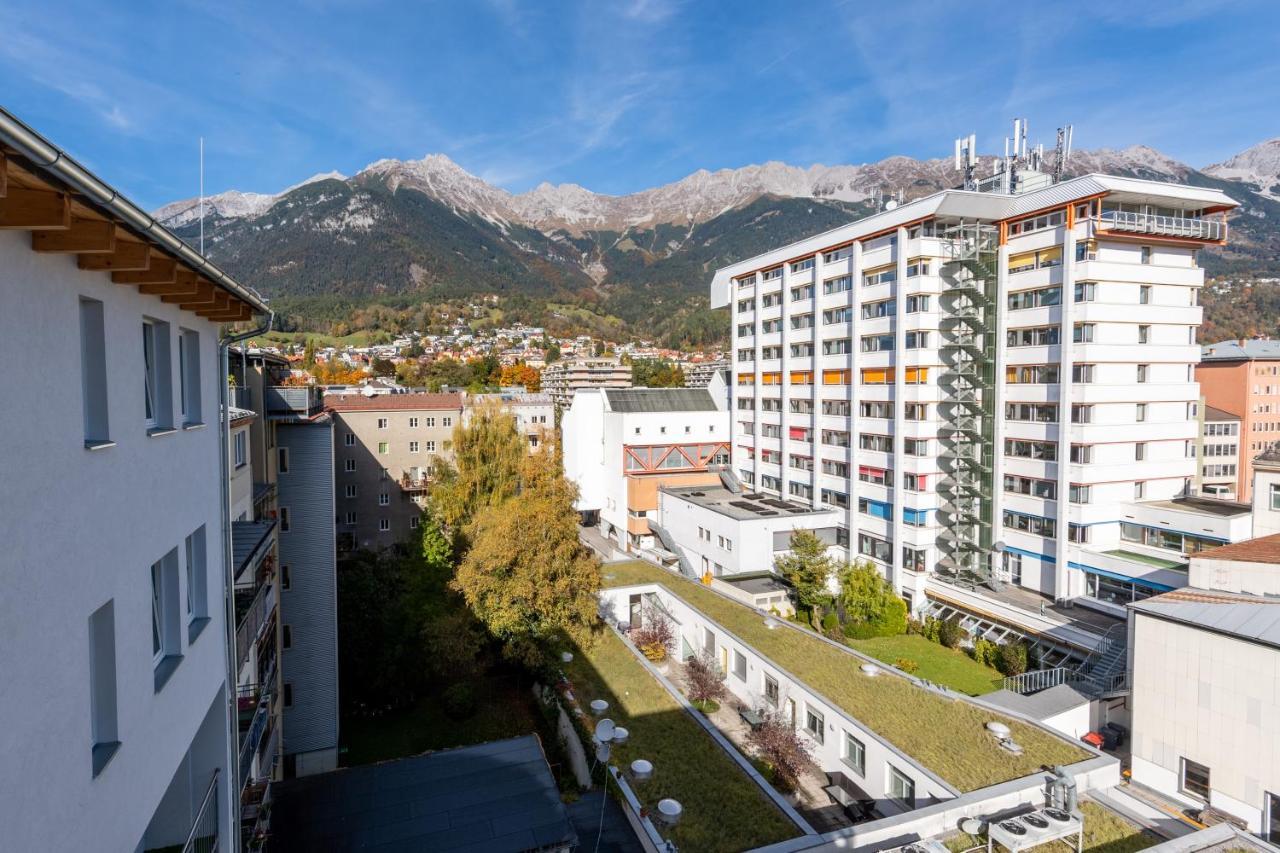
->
(264, 385), (323, 417)
(230, 385), (254, 411)
(1097, 210), (1225, 241)
(400, 472), (430, 491)
(238, 670), (275, 792)
(182, 770), (220, 853)
(241, 779), (274, 852)
(235, 579), (276, 668)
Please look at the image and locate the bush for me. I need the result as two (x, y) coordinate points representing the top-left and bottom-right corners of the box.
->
(442, 682), (477, 719)
(746, 712), (814, 793)
(970, 637), (999, 668)
(906, 618), (926, 636)
(997, 641), (1029, 676)
(632, 606), (674, 662)
(937, 619), (966, 649)
(837, 561), (908, 638)
(919, 617), (943, 643)
(821, 612), (841, 638)
(894, 657), (919, 674)
(685, 650), (727, 707)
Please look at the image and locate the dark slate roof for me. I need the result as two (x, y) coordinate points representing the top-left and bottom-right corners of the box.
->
(1203, 405), (1240, 422)
(1132, 587), (1280, 650)
(231, 520), (277, 580)
(604, 387), (717, 412)
(268, 736), (577, 853)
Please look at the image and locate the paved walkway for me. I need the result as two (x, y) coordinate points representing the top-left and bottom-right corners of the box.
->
(580, 526), (626, 561)
(1091, 784), (1201, 840)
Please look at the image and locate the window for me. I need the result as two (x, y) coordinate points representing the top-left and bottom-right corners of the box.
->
(345, 458), (357, 472)
(379, 518), (390, 532)
(823, 338), (851, 355)
(1270, 483), (1280, 511)
(1141, 247), (1153, 266)
(861, 299), (894, 320)
(905, 294), (930, 313)
(1008, 326), (1060, 347)
(1072, 364), (1094, 383)
(409, 441), (420, 453)
(791, 257), (814, 273)
(79, 298), (111, 447)
(178, 329), (201, 426)
(377, 417), (388, 429)
(863, 266), (896, 287)
(425, 417), (436, 427)
(378, 441), (389, 454)
(1135, 481), (1146, 499)
(843, 732), (866, 776)
(443, 416), (453, 427)
(823, 275), (852, 294)
(379, 493), (390, 506)
(281, 564), (291, 591)
(142, 319), (173, 431)
(1140, 284), (1152, 304)
(345, 484), (357, 498)
(277, 447), (289, 474)
(345, 432), (355, 446)
(824, 307), (853, 324)
(824, 247), (852, 264)
(904, 331), (929, 349)
(1137, 364), (1150, 384)
(344, 511), (357, 524)
(88, 600), (119, 776)
(279, 507), (291, 533)
(150, 549), (181, 672)
(888, 766), (915, 807)
(804, 706), (825, 744)
(1074, 323), (1094, 343)
(733, 649), (747, 681)
(409, 515), (420, 529)
(791, 284), (813, 301)
(902, 546), (926, 573)
(409, 417), (419, 428)
(283, 683), (293, 707)
(1180, 758), (1210, 801)
(904, 438), (928, 457)
(1006, 439), (1057, 461)
(1074, 282), (1096, 302)
(1138, 325), (1151, 344)
(184, 527), (208, 635)
(1003, 510), (1056, 538)
(763, 673), (779, 706)
(234, 430), (247, 468)
(1135, 442), (1146, 461)
(282, 625), (292, 649)
(1008, 286), (1061, 310)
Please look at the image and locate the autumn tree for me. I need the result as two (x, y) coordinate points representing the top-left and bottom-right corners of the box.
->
(746, 712), (814, 793)
(428, 401), (527, 532)
(774, 530), (837, 612)
(684, 650), (727, 711)
(451, 440), (601, 666)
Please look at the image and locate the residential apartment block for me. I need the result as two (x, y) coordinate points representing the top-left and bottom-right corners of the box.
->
(0, 108), (267, 851)
(712, 165), (1240, 614)
(327, 391), (463, 551)
(541, 356), (632, 407)
(563, 383), (731, 552)
(1196, 404), (1243, 500)
(1197, 339), (1280, 502)
(466, 390), (554, 451)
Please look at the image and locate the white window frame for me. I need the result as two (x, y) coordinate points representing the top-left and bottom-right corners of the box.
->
(345, 433), (356, 446)
(409, 441), (420, 453)
(379, 518), (390, 532)
(1180, 757), (1211, 802)
(233, 430), (247, 469)
(843, 732), (866, 776)
(143, 320), (159, 429)
(804, 705), (825, 744)
(345, 458), (357, 472)
(888, 765), (915, 807)
(377, 417), (388, 429)
(345, 484), (357, 498)
(379, 493), (390, 506)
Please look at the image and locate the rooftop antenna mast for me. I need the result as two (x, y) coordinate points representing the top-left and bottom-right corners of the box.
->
(1052, 124), (1074, 183)
(954, 133), (978, 190)
(199, 137), (204, 255)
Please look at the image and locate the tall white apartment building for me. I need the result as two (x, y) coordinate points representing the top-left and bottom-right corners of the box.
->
(711, 157), (1239, 614)
(0, 109), (268, 850)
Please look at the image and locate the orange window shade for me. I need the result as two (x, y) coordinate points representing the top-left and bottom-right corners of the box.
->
(790, 371), (813, 385)
(737, 373), (754, 385)
(762, 372), (782, 385)
(906, 367), (928, 383)
(823, 369), (850, 385)
(861, 368), (891, 384)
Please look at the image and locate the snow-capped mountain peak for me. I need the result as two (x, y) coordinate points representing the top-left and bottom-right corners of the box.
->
(1205, 138), (1280, 200)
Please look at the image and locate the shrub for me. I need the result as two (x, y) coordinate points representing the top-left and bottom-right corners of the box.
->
(937, 618), (966, 649)
(442, 682), (477, 719)
(685, 650), (727, 707)
(821, 612), (841, 637)
(632, 606), (674, 662)
(894, 657), (919, 674)
(997, 641), (1030, 676)
(746, 712), (814, 793)
(920, 616), (943, 643)
(970, 637), (999, 668)
(906, 618), (926, 636)
(836, 561), (908, 638)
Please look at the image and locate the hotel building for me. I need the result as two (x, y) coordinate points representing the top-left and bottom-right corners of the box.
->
(711, 164), (1240, 617)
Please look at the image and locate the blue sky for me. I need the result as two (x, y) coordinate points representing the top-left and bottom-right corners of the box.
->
(3, 0), (1278, 209)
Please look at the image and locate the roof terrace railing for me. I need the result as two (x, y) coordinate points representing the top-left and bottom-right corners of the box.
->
(1097, 210), (1225, 241)
(264, 385), (323, 417)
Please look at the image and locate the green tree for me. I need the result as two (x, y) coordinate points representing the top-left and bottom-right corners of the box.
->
(631, 358), (685, 388)
(452, 441), (601, 666)
(428, 401), (526, 532)
(302, 337), (317, 368)
(545, 341), (561, 363)
(836, 560), (907, 639)
(774, 530), (836, 611)
(371, 357), (396, 377)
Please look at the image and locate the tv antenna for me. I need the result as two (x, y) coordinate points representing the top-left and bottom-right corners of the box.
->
(954, 133), (978, 190)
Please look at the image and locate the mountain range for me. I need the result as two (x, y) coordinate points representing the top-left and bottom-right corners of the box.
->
(156, 138), (1280, 344)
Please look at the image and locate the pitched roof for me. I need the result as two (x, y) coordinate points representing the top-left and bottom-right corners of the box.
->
(604, 387), (717, 412)
(1203, 405), (1240, 422)
(1201, 339), (1280, 361)
(1192, 532), (1280, 564)
(268, 735), (577, 852)
(1131, 587), (1280, 650)
(324, 391), (463, 412)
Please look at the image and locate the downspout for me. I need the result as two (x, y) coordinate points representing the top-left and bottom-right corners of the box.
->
(219, 311), (273, 853)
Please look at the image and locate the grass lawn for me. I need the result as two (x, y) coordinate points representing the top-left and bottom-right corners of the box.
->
(848, 634), (1004, 696)
(341, 678), (542, 767)
(1105, 549), (1186, 570)
(945, 801), (1157, 852)
(563, 628), (800, 853)
(602, 561), (1089, 793)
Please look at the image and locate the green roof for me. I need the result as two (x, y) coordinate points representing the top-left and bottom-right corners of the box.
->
(602, 561), (1090, 792)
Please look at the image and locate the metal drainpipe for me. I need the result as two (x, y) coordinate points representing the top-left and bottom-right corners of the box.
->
(218, 311), (273, 853)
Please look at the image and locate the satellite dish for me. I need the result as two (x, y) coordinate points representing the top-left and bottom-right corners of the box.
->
(595, 719), (616, 743)
(361, 384), (376, 397)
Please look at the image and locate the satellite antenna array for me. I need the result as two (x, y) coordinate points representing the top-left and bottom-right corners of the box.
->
(954, 133), (978, 190)
(1052, 124), (1075, 183)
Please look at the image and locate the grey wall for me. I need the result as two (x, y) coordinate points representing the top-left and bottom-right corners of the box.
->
(277, 419), (340, 772)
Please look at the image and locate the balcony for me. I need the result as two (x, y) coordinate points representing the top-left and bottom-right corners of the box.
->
(231, 385), (254, 411)
(264, 385), (324, 418)
(1096, 210), (1225, 241)
(235, 578), (277, 669)
(181, 770), (221, 853)
(400, 471), (430, 492)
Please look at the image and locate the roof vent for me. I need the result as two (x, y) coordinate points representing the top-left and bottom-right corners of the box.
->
(860, 663), (880, 677)
(986, 721), (1011, 738)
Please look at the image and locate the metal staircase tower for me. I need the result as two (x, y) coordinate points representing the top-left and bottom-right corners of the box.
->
(936, 222), (1001, 587)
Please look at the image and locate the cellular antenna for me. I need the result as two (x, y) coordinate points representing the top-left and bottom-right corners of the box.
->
(954, 133), (979, 190)
(1052, 124), (1075, 183)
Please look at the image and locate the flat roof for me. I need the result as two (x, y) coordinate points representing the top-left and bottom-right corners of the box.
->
(268, 736), (576, 852)
(1146, 496), (1251, 518)
(719, 572), (790, 596)
(602, 561), (1091, 792)
(661, 484), (835, 521)
(981, 683), (1091, 721)
(1132, 587), (1280, 651)
(324, 391), (463, 412)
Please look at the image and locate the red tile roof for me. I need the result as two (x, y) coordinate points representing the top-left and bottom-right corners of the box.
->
(324, 392), (463, 412)
(1193, 532), (1280, 564)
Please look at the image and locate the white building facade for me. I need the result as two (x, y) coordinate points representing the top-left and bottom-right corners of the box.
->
(712, 171), (1238, 612)
(0, 109), (268, 852)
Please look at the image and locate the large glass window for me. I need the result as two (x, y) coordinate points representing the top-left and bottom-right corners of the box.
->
(1180, 758), (1211, 801)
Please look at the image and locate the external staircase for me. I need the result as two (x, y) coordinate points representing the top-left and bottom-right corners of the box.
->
(1001, 622), (1130, 699)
